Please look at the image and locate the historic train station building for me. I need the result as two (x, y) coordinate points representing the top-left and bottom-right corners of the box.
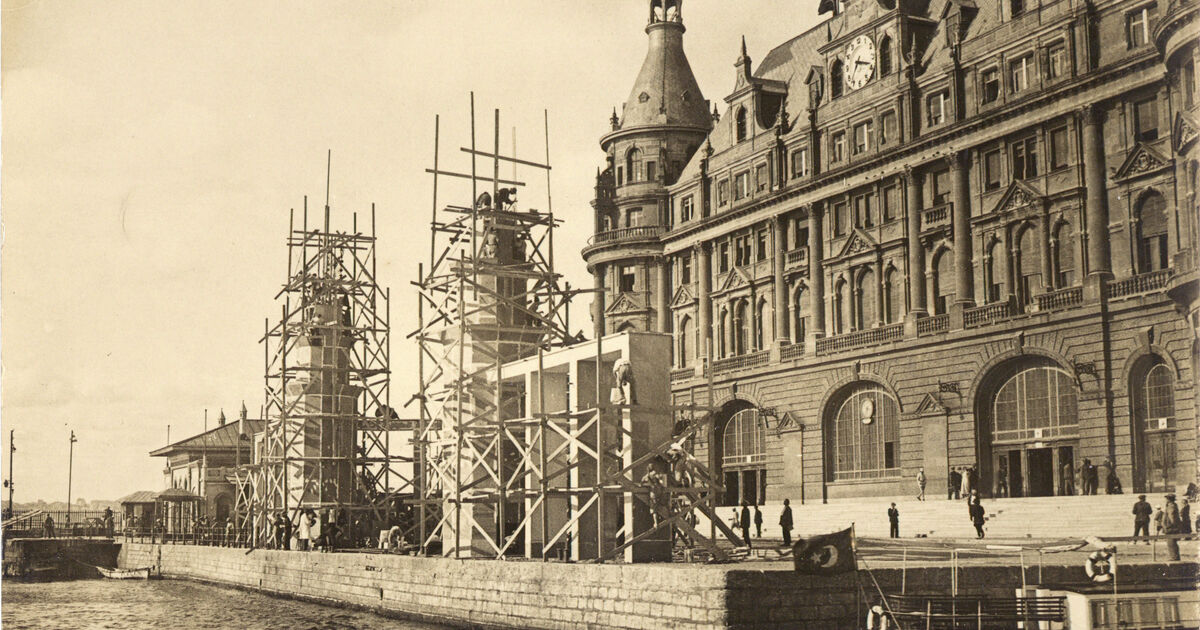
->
(583, 0), (1198, 505)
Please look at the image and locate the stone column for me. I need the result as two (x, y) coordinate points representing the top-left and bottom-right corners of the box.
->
(593, 264), (606, 338)
(1002, 226), (1014, 300)
(906, 167), (927, 317)
(807, 204), (826, 352)
(697, 244), (712, 365)
(1082, 104), (1111, 279)
(1039, 218), (1053, 294)
(773, 215), (789, 345)
(876, 256), (886, 326)
(951, 151), (975, 306)
(656, 258), (670, 333)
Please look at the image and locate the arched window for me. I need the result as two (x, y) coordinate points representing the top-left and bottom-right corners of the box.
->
(1131, 355), (1177, 491)
(986, 239), (1006, 303)
(858, 268), (878, 329)
(723, 409), (767, 469)
(992, 365), (1077, 443)
(626, 148), (642, 183)
(1017, 225), (1041, 305)
(933, 249), (954, 315)
(1053, 221), (1075, 288)
(1134, 358), (1176, 428)
(794, 287), (808, 343)
(828, 384), (901, 480)
(831, 60), (845, 99)
(834, 279), (848, 334)
(678, 316), (692, 368)
(884, 268), (901, 323)
(734, 300), (750, 355)
(735, 107), (749, 142)
(1136, 192), (1169, 272)
(756, 299), (769, 350)
(879, 36), (893, 77)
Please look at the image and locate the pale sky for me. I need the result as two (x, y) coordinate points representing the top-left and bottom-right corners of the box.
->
(1, 0), (819, 502)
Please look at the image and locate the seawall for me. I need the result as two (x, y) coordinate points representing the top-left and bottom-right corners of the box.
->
(119, 542), (1196, 629)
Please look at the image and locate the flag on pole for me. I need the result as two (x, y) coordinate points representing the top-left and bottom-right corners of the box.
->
(792, 527), (857, 574)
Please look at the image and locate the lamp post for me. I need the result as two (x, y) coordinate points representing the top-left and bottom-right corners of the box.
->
(67, 431), (77, 524)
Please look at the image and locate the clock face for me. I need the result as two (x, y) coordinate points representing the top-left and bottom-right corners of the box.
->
(860, 398), (875, 424)
(845, 35), (877, 91)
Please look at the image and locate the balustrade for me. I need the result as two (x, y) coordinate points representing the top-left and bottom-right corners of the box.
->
(815, 323), (904, 354)
(916, 314), (950, 336)
(1035, 286), (1083, 312)
(963, 301), (1015, 328)
(711, 350), (770, 373)
(922, 203), (951, 229)
(1105, 269), (1171, 299)
(780, 342), (806, 361)
(587, 225), (667, 246)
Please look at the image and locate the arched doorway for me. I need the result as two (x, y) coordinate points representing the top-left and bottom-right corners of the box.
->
(214, 494), (233, 522)
(976, 357), (1079, 497)
(713, 401), (766, 506)
(1130, 354), (1177, 492)
(824, 382), (902, 482)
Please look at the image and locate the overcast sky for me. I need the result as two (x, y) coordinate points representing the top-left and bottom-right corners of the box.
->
(1, 0), (820, 502)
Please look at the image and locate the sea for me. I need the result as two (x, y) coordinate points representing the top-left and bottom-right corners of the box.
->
(1, 579), (453, 630)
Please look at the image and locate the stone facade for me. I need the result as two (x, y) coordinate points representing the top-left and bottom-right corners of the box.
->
(584, 0), (1199, 506)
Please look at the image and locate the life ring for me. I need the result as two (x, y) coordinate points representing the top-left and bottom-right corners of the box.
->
(866, 604), (890, 630)
(1085, 550), (1116, 582)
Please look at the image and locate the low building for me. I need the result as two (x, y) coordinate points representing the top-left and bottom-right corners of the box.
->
(149, 407), (262, 523)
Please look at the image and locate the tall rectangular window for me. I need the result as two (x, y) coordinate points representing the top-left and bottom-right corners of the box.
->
(831, 132), (846, 163)
(645, 160), (657, 183)
(932, 169), (950, 205)
(1011, 137), (1039, 179)
(853, 121), (873, 154)
(616, 166), (624, 186)
(719, 242), (730, 272)
(718, 179), (730, 207)
(680, 256), (692, 284)
(680, 195), (695, 222)
(880, 111), (897, 145)
(1049, 126), (1069, 170)
(734, 171), (750, 200)
(626, 207), (643, 227)
(792, 147), (809, 177)
(882, 185), (899, 222)
(927, 92), (948, 126)
(1127, 7), (1150, 48)
(1047, 44), (1067, 80)
(982, 68), (1000, 103)
(755, 163), (768, 192)
(1011, 0), (1025, 17)
(984, 149), (1002, 190)
(1134, 98), (1159, 142)
(1010, 55), (1032, 93)
(619, 265), (636, 292)
(834, 202), (848, 236)
(756, 229), (768, 261)
(855, 194), (875, 227)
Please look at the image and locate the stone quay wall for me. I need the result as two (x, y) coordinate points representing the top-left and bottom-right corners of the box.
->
(119, 542), (1196, 629)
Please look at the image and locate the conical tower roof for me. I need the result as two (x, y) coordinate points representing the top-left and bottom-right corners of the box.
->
(616, 15), (710, 133)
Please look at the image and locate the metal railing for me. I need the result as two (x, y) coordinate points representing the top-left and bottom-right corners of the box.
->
(964, 301), (1016, 328)
(815, 323), (904, 354)
(1105, 269), (1171, 300)
(916, 314), (949, 336)
(1035, 285), (1083, 312)
(711, 350), (770, 373)
(780, 342), (806, 361)
(4, 510), (123, 538)
(882, 594), (1067, 626)
(122, 523), (389, 551)
(587, 225), (667, 246)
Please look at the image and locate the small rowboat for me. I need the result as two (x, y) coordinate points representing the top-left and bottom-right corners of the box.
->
(97, 565), (156, 580)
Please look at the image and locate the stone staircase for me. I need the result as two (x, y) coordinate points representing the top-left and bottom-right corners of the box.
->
(695, 493), (1179, 543)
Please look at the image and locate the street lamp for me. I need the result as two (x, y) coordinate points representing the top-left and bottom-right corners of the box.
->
(67, 431), (77, 524)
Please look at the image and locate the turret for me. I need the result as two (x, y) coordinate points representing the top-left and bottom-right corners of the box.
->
(583, 0), (712, 338)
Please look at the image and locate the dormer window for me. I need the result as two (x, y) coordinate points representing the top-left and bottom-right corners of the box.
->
(1127, 6), (1150, 48)
(792, 147), (809, 177)
(927, 91), (948, 126)
(736, 107), (749, 142)
(626, 148), (643, 182)
(981, 68), (1000, 103)
(1009, 55), (1032, 93)
(1010, 0), (1025, 18)
(831, 60), (845, 98)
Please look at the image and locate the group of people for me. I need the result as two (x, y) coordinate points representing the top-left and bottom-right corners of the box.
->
(948, 466), (979, 500)
(729, 499), (796, 548)
(271, 509), (342, 552)
(1132, 493), (1193, 560)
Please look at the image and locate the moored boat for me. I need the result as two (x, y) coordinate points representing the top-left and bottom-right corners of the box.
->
(96, 565), (156, 580)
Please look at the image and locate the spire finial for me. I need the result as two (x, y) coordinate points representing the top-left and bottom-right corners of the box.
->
(741, 35), (748, 58)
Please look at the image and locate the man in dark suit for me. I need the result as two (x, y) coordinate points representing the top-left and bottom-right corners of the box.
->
(888, 503), (900, 538)
(779, 499), (793, 546)
(739, 502), (752, 549)
(949, 467), (962, 500)
(1132, 494), (1153, 543)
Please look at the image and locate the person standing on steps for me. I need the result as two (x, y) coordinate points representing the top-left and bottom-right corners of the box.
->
(1061, 460), (1075, 496)
(1163, 494), (1182, 561)
(1133, 494), (1153, 544)
(753, 505), (762, 538)
(1180, 499), (1192, 535)
(779, 499), (793, 547)
(949, 467), (962, 500)
(916, 468), (927, 501)
(888, 503), (900, 538)
(969, 496), (986, 538)
(961, 466), (972, 500)
(739, 502), (752, 549)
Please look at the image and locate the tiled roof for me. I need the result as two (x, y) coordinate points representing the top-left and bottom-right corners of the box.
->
(149, 419), (264, 457)
(118, 490), (158, 504)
